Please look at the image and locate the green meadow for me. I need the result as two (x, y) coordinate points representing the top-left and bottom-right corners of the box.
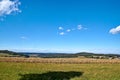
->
(0, 62), (120, 80)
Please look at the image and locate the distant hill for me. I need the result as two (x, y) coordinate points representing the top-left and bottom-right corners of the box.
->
(0, 50), (26, 57)
(19, 52), (120, 59)
(76, 52), (120, 59)
(18, 52), (77, 58)
(0, 50), (120, 59)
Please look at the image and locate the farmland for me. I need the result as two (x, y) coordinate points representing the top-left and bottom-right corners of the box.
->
(0, 57), (120, 80)
(0, 57), (120, 64)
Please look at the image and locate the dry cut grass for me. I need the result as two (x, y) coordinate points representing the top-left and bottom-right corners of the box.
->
(0, 57), (120, 64)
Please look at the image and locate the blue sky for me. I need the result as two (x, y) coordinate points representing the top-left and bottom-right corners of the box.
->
(0, 0), (120, 53)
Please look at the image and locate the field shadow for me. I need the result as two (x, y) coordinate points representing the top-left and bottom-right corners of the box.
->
(19, 71), (83, 80)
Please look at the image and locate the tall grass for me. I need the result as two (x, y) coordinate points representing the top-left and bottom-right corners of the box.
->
(0, 61), (120, 80)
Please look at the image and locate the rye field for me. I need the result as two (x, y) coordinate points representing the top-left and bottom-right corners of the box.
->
(0, 57), (120, 80)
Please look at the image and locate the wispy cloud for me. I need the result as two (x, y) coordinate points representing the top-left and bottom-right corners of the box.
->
(20, 36), (27, 40)
(66, 29), (71, 32)
(58, 24), (87, 35)
(0, 0), (21, 16)
(77, 25), (83, 30)
(59, 32), (65, 35)
(58, 27), (64, 30)
(109, 25), (120, 34)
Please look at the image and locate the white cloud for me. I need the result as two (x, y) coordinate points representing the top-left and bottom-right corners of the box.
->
(58, 24), (87, 36)
(59, 32), (65, 35)
(58, 27), (63, 30)
(109, 25), (120, 34)
(66, 29), (71, 32)
(0, 0), (21, 16)
(77, 25), (83, 30)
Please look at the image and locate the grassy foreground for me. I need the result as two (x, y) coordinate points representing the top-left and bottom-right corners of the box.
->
(0, 62), (120, 80)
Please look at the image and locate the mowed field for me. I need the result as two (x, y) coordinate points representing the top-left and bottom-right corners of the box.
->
(0, 57), (120, 80)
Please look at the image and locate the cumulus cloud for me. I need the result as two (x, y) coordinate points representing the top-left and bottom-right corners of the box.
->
(109, 25), (120, 34)
(0, 0), (21, 16)
(58, 27), (63, 30)
(59, 32), (65, 35)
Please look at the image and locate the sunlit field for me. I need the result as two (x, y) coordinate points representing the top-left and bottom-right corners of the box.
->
(0, 0), (120, 80)
(0, 58), (120, 80)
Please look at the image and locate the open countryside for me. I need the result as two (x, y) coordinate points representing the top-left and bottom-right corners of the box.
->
(0, 51), (120, 80)
(0, 0), (120, 80)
